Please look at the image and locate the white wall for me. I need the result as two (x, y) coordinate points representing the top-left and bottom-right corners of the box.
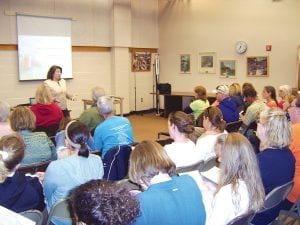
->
(0, 0), (158, 117)
(158, 0), (300, 96)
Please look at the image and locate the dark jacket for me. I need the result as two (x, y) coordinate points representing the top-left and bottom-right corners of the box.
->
(218, 97), (239, 123)
(0, 172), (45, 213)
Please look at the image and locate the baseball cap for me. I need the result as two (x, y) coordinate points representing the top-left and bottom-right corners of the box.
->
(212, 85), (229, 95)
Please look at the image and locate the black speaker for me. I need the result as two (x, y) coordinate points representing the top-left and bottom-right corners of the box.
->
(158, 83), (171, 94)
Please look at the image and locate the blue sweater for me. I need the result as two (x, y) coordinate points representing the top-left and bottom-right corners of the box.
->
(218, 97), (239, 123)
(133, 175), (206, 225)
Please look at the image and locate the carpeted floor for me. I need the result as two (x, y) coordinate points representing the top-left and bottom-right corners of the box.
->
(127, 112), (169, 143)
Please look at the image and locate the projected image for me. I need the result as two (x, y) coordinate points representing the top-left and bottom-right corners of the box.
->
(18, 35), (72, 81)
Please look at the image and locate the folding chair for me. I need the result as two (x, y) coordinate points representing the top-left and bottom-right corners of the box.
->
(272, 196), (300, 225)
(19, 209), (44, 225)
(227, 210), (255, 225)
(46, 199), (73, 225)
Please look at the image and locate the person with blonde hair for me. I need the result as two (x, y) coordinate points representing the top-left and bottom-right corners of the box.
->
(0, 134), (45, 213)
(9, 106), (57, 165)
(278, 84), (294, 111)
(79, 86), (105, 132)
(196, 106), (227, 161)
(252, 108), (295, 225)
(184, 85), (210, 121)
(44, 120), (104, 225)
(30, 84), (63, 129)
(0, 100), (12, 137)
(205, 133), (265, 225)
(129, 140), (206, 225)
(164, 111), (201, 167)
(229, 83), (245, 112)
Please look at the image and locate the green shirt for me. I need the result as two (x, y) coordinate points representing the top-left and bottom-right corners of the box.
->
(190, 99), (210, 120)
(79, 106), (104, 132)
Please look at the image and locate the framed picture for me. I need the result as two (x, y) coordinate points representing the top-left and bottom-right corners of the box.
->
(247, 56), (269, 77)
(132, 52), (151, 72)
(180, 54), (191, 73)
(220, 60), (236, 78)
(198, 52), (217, 74)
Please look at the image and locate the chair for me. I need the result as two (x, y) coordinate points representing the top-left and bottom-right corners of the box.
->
(18, 160), (52, 174)
(19, 209), (44, 225)
(272, 196), (300, 225)
(46, 199), (73, 225)
(226, 120), (243, 133)
(176, 160), (204, 174)
(227, 210), (255, 225)
(34, 123), (59, 137)
(103, 145), (132, 181)
(199, 156), (218, 172)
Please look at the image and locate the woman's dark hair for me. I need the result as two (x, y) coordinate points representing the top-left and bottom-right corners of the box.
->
(47, 65), (62, 80)
(69, 179), (140, 225)
(65, 120), (90, 158)
(168, 111), (194, 134)
(203, 106), (226, 131)
(264, 85), (278, 106)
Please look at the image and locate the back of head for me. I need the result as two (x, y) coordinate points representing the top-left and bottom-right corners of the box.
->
(10, 106), (36, 131)
(242, 82), (255, 95)
(279, 85), (292, 97)
(168, 111), (194, 135)
(129, 140), (176, 185)
(97, 96), (113, 115)
(229, 83), (241, 96)
(194, 85), (207, 101)
(243, 87), (257, 98)
(264, 85), (277, 102)
(259, 107), (291, 148)
(0, 133), (25, 183)
(91, 87), (105, 103)
(47, 65), (62, 80)
(69, 179), (140, 225)
(65, 120), (90, 157)
(35, 84), (53, 104)
(215, 133), (265, 211)
(0, 100), (10, 122)
(202, 106), (226, 132)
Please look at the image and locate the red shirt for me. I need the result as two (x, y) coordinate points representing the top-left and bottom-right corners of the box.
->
(30, 102), (63, 127)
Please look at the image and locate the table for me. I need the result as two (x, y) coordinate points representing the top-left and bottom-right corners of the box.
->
(156, 92), (216, 117)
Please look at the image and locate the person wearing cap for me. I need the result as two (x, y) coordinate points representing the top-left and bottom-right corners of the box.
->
(79, 86), (105, 132)
(213, 85), (239, 123)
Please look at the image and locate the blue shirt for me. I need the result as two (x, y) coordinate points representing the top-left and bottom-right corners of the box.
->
(94, 116), (134, 158)
(133, 175), (206, 225)
(218, 97), (239, 123)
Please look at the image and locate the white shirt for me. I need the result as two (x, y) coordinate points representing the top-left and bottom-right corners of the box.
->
(206, 180), (249, 225)
(195, 131), (227, 161)
(164, 139), (201, 167)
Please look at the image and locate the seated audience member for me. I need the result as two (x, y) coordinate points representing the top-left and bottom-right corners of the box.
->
(184, 85), (210, 121)
(288, 94), (300, 124)
(229, 83), (245, 112)
(0, 100), (12, 138)
(204, 133), (264, 225)
(241, 82), (256, 111)
(9, 106), (57, 165)
(213, 85), (239, 123)
(262, 85), (278, 108)
(164, 111), (201, 167)
(94, 96), (134, 158)
(30, 84), (63, 135)
(128, 140), (206, 225)
(44, 120), (104, 225)
(252, 108), (295, 225)
(79, 86), (105, 132)
(0, 134), (45, 213)
(278, 84), (294, 111)
(240, 88), (266, 132)
(69, 179), (140, 225)
(196, 107), (227, 161)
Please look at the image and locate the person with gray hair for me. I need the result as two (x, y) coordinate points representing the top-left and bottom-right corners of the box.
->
(94, 96), (134, 158)
(79, 86), (105, 132)
(0, 100), (12, 138)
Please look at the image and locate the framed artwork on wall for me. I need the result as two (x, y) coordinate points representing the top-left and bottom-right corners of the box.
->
(247, 56), (269, 77)
(220, 60), (236, 78)
(180, 54), (191, 73)
(132, 52), (151, 72)
(198, 52), (217, 74)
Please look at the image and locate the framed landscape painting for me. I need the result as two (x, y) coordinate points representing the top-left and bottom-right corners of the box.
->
(198, 52), (217, 74)
(220, 60), (236, 78)
(247, 56), (269, 77)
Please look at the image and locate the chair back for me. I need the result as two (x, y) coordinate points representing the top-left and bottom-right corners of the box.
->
(176, 160), (204, 174)
(260, 180), (294, 213)
(199, 156), (217, 172)
(19, 209), (43, 225)
(46, 199), (72, 225)
(272, 196), (300, 225)
(103, 145), (132, 181)
(35, 123), (59, 137)
(18, 160), (52, 174)
(226, 120), (243, 132)
(227, 210), (255, 225)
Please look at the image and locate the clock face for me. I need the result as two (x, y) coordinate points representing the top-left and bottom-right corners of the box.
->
(235, 41), (247, 54)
